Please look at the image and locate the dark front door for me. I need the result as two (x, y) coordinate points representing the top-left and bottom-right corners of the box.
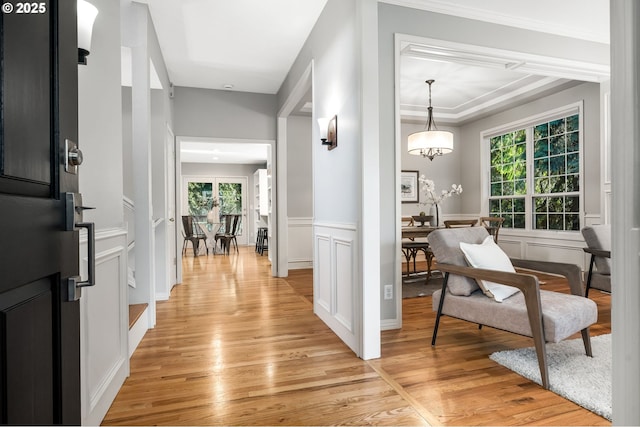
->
(0, 1), (81, 424)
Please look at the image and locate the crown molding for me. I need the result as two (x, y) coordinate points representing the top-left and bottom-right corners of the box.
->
(379, 0), (609, 45)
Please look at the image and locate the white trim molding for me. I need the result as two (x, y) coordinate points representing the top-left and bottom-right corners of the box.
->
(287, 217), (313, 270)
(313, 222), (360, 356)
(380, 0), (609, 44)
(80, 226), (129, 426)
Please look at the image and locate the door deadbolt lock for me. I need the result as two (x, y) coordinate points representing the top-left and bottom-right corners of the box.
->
(65, 139), (83, 174)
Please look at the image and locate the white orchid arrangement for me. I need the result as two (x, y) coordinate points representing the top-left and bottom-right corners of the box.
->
(419, 175), (463, 206)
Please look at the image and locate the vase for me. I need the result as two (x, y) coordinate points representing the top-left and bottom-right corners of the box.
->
(206, 209), (216, 224)
(429, 203), (441, 227)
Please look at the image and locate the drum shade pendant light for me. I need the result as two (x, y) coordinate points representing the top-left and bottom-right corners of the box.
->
(407, 79), (453, 161)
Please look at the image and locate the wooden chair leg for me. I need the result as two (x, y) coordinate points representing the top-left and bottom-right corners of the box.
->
(581, 327), (593, 357)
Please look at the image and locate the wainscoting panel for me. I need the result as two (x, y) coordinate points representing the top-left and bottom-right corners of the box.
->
(334, 237), (355, 332)
(315, 233), (332, 314)
(288, 217), (313, 269)
(80, 228), (129, 426)
(498, 229), (591, 271)
(314, 223), (360, 355)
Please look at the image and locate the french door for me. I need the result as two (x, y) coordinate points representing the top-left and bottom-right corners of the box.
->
(183, 176), (248, 246)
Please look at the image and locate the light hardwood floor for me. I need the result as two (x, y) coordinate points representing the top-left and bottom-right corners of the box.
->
(103, 247), (611, 426)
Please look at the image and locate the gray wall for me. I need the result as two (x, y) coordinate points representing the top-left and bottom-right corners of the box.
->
(458, 82), (601, 216)
(122, 87), (133, 200)
(278, 0), (362, 224)
(79, 0), (123, 227)
(377, 2), (610, 322)
(286, 116), (313, 218)
(173, 87), (277, 140)
(400, 123), (462, 218)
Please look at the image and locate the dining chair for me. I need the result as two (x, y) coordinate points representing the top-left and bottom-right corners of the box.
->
(216, 214), (241, 254)
(444, 219), (478, 228)
(181, 215), (208, 256)
(479, 216), (505, 243)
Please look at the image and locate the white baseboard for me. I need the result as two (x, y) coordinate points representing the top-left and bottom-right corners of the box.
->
(288, 260), (313, 270)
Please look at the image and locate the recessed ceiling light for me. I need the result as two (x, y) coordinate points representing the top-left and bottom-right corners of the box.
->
(223, 83), (234, 90)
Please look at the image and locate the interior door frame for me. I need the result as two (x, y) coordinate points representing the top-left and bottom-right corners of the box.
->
(175, 136), (277, 271)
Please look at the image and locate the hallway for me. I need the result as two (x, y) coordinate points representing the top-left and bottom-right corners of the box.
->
(103, 247), (610, 426)
(103, 247), (427, 425)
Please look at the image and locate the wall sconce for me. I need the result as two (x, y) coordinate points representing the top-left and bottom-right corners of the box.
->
(318, 115), (337, 150)
(78, 0), (99, 65)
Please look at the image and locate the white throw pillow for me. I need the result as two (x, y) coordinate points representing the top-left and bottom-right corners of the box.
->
(459, 236), (520, 302)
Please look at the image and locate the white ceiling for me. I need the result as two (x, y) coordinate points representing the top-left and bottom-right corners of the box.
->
(180, 141), (269, 165)
(136, 0), (610, 162)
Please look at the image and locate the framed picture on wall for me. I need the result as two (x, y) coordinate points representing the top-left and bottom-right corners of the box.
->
(400, 170), (419, 203)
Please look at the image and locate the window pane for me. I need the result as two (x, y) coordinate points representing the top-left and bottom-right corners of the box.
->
(514, 179), (526, 195)
(489, 199), (500, 214)
(566, 174), (580, 192)
(491, 183), (502, 197)
(514, 129), (526, 143)
(565, 214), (579, 231)
(515, 143), (526, 161)
(503, 181), (514, 196)
(534, 177), (549, 194)
(550, 118), (565, 135)
(535, 214), (547, 229)
(501, 198), (513, 212)
(513, 214), (526, 229)
(513, 197), (525, 213)
(567, 132), (579, 152)
(534, 197), (547, 212)
(534, 159), (548, 177)
(567, 153), (579, 174)
(549, 214), (564, 230)
(491, 150), (501, 166)
(534, 123), (548, 140)
(549, 196), (564, 212)
(566, 114), (579, 132)
(503, 214), (513, 228)
(187, 182), (214, 216)
(550, 155), (565, 175)
(534, 139), (549, 158)
(550, 135), (565, 156)
(490, 136), (501, 151)
(549, 176), (566, 193)
(565, 196), (579, 212)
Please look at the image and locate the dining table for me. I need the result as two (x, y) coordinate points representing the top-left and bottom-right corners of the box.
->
(402, 225), (438, 240)
(196, 221), (222, 254)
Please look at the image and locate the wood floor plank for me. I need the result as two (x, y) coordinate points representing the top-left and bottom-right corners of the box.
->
(103, 247), (611, 426)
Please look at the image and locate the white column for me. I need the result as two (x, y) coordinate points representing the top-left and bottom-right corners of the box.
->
(610, 1), (640, 424)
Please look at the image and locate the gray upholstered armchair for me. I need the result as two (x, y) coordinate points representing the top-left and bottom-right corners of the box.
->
(428, 226), (598, 390)
(581, 225), (611, 297)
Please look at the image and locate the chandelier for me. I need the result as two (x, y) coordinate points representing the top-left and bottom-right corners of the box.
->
(407, 79), (454, 161)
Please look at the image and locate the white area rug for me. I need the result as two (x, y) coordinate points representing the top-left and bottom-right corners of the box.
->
(490, 334), (611, 420)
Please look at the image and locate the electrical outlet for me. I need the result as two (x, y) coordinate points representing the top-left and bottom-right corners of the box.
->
(384, 284), (393, 300)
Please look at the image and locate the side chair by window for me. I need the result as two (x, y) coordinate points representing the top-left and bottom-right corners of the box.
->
(581, 225), (611, 297)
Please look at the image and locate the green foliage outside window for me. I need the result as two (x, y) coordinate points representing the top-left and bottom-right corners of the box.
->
(187, 182), (215, 216)
(532, 114), (580, 231)
(488, 113), (580, 231)
(489, 129), (527, 229)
